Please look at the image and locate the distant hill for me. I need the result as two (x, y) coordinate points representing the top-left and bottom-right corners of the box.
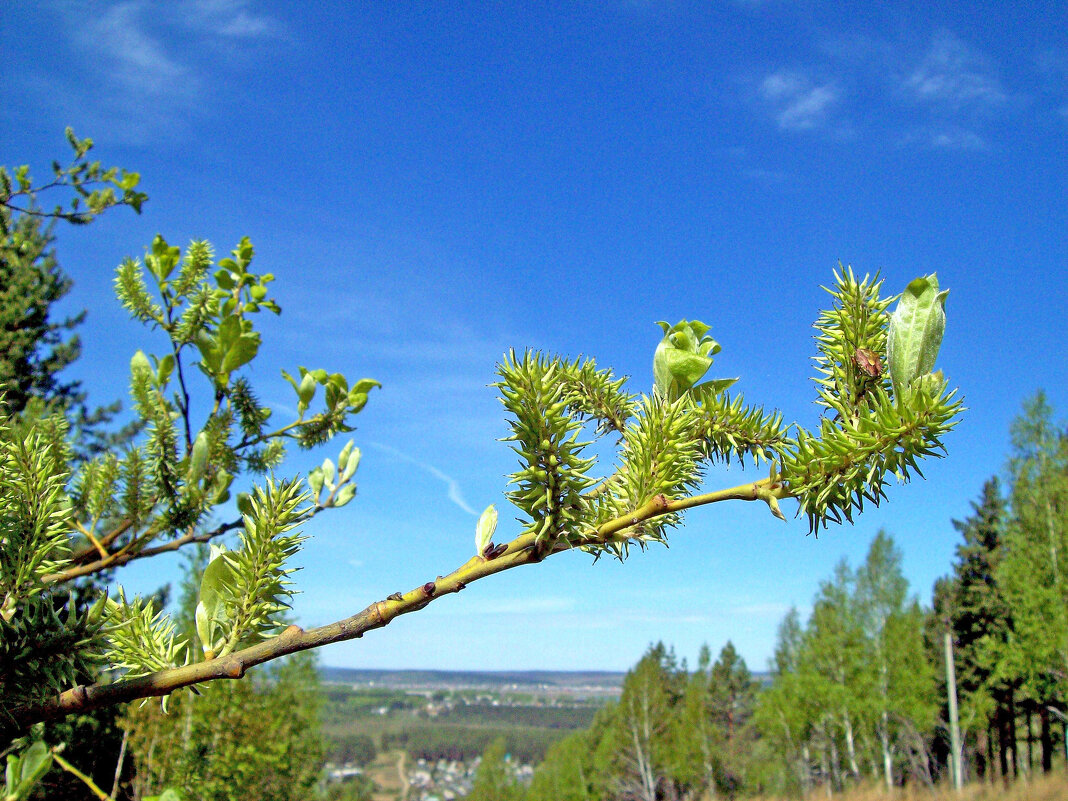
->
(320, 666), (625, 691)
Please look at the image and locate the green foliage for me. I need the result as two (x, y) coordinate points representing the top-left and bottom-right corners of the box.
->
(526, 641), (758, 800)
(0, 128), (145, 232)
(3, 741), (52, 801)
(887, 274), (949, 404)
(754, 532), (936, 793)
(104, 589), (186, 682)
(2, 230), (377, 730)
(0, 420), (107, 718)
(0, 130), (145, 460)
(653, 319), (736, 402)
(0, 422), (73, 614)
(468, 737), (522, 801)
(195, 479), (306, 659)
(124, 654), (324, 801)
(988, 394), (1068, 768)
(497, 351), (600, 548)
(0, 214), (83, 418)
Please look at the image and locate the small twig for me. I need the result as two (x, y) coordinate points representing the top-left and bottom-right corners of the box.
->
(110, 729), (128, 800)
(75, 520), (110, 559)
(43, 517), (243, 584)
(172, 342), (194, 452)
(69, 519), (136, 564)
(52, 749), (113, 800)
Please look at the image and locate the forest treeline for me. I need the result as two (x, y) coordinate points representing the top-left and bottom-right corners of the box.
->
(468, 393), (1068, 801)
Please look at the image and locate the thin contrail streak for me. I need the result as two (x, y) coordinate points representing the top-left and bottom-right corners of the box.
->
(368, 442), (478, 515)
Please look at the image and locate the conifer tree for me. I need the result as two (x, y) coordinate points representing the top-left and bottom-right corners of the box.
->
(707, 641), (758, 797)
(936, 478), (1014, 779)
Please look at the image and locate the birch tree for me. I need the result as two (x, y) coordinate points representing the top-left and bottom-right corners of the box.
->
(855, 532), (937, 790)
(997, 394), (1068, 772)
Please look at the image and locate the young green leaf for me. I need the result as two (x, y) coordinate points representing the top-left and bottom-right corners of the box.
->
(652, 320), (735, 401)
(341, 445), (361, 482)
(887, 274), (949, 403)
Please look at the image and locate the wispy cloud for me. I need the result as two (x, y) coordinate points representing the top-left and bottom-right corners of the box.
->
(929, 128), (987, 150)
(731, 601), (793, 619)
(905, 32), (1005, 110)
(369, 442), (478, 516)
(35, 0), (283, 144)
(759, 71), (839, 131)
(183, 0), (283, 39)
(471, 597), (576, 615)
(80, 2), (194, 101)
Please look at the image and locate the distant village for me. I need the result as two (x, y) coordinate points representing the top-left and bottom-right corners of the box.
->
(320, 673), (614, 798)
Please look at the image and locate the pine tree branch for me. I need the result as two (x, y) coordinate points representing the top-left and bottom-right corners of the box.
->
(9, 476), (790, 731)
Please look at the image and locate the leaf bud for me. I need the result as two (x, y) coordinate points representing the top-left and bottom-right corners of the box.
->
(338, 440), (354, 472)
(475, 504), (498, 555)
(321, 458), (336, 491)
(341, 446), (361, 482)
(188, 431), (210, 482)
(307, 468), (325, 499)
(334, 484), (357, 507)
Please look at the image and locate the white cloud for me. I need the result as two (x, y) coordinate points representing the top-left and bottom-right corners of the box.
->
(759, 71), (839, 131)
(730, 601), (793, 618)
(906, 32), (1005, 110)
(183, 0), (282, 38)
(37, 0), (283, 144)
(471, 597), (576, 615)
(81, 2), (193, 100)
(369, 442), (478, 516)
(930, 128), (986, 150)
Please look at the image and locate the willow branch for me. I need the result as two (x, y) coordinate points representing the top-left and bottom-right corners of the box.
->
(11, 476), (791, 731)
(43, 517), (243, 584)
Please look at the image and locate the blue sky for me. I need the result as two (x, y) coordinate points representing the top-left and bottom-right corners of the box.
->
(2, 1), (1067, 673)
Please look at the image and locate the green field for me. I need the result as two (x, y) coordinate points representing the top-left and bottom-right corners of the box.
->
(321, 681), (604, 766)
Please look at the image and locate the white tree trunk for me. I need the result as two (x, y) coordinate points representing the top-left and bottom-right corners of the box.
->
(880, 711), (894, 792)
(843, 711), (860, 779)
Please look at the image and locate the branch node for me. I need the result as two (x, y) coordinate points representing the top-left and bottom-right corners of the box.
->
(281, 623), (304, 641)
